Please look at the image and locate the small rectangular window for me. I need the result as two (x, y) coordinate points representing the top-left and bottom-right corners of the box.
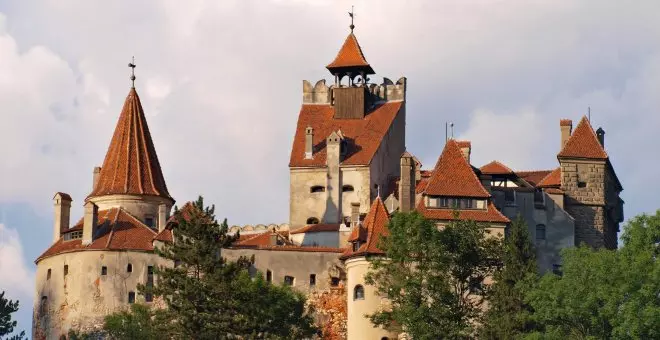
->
(331, 277), (340, 287)
(145, 217), (155, 228)
(128, 292), (135, 304)
(440, 197), (449, 208)
(284, 276), (295, 286)
(309, 274), (316, 287)
(266, 270), (272, 283)
(504, 190), (516, 206)
(47, 268), (51, 280)
(64, 265), (68, 276)
(101, 266), (107, 275)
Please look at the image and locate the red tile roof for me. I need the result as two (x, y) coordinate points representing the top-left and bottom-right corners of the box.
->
(416, 200), (510, 224)
(545, 188), (564, 195)
(342, 197), (390, 259)
(36, 208), (159, 262)
(558, 116), (608, 160)
(537, 167), (561, 188)
(89, 88), (172, 200)
(326, 32), (374, 74)
(290, 224), (341, 234)
(516, 170), (553, 187)
(289, 102), (403, 167)
(153, 228), (173, 243)
(480, 161), (514, 175)
(423, 140), (490, 198)
(347, 224), (367, 243)
(236, 245), (345, 253)
(233, 231), (292, 247)
(456, 140), (471, 149)
(560, 119), (573, 127)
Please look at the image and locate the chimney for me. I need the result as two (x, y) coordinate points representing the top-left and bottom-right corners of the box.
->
(158, 203), (168, 233)
(305, 126), (313, 159)
(457, 141), (471, 164)
(53, 193), (72, 243)
(269, 231), (278, 246)
(82, 201), (98, 245)
(325, 131), (342, 223)
(596, 127), (605, 147)
(93, 166), (101, 190)
(560, 119), (572, 149)
(350, 203), (360, 228)
(399, 153), (416, 212)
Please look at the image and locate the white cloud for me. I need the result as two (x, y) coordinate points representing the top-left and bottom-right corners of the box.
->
(0, 223), (34, 300)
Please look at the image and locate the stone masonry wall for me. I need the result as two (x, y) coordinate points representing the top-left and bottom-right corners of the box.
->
(561, 161), (609, 248)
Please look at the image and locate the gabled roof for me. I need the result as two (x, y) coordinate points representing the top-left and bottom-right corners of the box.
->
(342, 197), (390, 259)
(516, 170), (554, 187)
(326, 32), (375, 74)
(36, 207), (161, 262)
(89, 88), (172, 200)
(416, 200), (510, 224)
(480, 160), (514, 175)
(423, 140), (490, 198)
(558, 116), (608, 160)
(537, 167), (561, 188)
(289, 102), (403, 167)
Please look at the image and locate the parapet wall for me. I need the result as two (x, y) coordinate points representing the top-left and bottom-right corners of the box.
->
(302, 77), (406, 105)
(228, 223), (290, 235)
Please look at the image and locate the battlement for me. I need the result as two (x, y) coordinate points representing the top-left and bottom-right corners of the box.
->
(228, 223), (290, 235)
(302, 77), (406, 105)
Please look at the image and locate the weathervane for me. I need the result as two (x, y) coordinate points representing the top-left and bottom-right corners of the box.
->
(349, 5), (355, 32)
(128, 56), (136, 88)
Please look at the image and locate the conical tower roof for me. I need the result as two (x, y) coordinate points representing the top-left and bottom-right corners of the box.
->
(326, 32), (375, 75)
(88, 88), (171, 200)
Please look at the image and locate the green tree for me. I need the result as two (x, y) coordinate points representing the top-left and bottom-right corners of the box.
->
(480, 215), (538, 339)
(103, 304), (164, 340)
(365, 211), (503, 339)
(0, 291), (24, 340)
(141, 196), (317, 339)
(523, 211), (660, 339)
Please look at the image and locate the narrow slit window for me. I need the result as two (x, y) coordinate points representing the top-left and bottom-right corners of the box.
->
(309, 274), (316, 287)
(64, 265), (68, 276)
(536, 224), (546, 241)
(101, 266), (107, 275)
(266, 270), (272, 283)
(47, 269), (51, 280)
(127, 263), (133, 273)
(128, 292), (135, 304)
(354, 285), (365, 300)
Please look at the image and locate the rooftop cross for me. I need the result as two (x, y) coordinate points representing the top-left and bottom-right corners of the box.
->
(128, 56), (136, 88)
(349, 5), (355, 32)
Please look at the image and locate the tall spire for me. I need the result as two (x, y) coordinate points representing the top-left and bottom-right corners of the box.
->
(88, 67), (171, 201)
(327, 7), (375, 83)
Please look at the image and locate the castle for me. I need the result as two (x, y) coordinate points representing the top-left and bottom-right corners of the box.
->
(33, 20), (624, 340)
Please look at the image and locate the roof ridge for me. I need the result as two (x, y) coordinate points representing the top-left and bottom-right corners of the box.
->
(424, 140), (490, 198)
(119, 207), (158, 235)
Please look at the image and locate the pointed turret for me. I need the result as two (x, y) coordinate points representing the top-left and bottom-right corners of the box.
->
(88, 87), (171, 200)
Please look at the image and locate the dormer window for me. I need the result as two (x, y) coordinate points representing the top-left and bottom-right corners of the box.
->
(310, 186), (325, 193)
(342, 185), (354, 192)
(144, 217), (155, 228)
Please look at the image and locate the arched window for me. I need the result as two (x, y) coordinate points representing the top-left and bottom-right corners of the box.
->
(536, 224), (546, 241)
(310, 185), (325, 193)
(306, 217), (320, 225)
(127, 263), (133, 273)
(342, 185), (354, 192)
(353, 285), (365, 300)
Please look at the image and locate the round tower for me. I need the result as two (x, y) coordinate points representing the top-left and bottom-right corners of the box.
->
(341, 198), (398, 340)
(33, 64), (175, 339)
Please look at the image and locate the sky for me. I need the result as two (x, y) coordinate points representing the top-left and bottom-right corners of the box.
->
(1, 0), (660, 335)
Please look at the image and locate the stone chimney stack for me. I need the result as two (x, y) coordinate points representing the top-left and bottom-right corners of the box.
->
(350, 203), (360, 228)
(458, 141), (471, 164)
(82, 201), (98, 245)
(158, 203), (168, 233)
(399, 152), (416, 213)
(269, 231), (278, 246)
(596, 127), (605, 147)
(305, 126), (313, 159)
(93, 166), (101, 190)
(560, 119), (573, 149)
(53, 193), (72, 243)
(325, 131), (342, 224)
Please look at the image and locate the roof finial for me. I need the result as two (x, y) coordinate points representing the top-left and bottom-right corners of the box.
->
(128, 56), (136, 88)
(588, 106), (591, 122)
(349, 5), (355, 32)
